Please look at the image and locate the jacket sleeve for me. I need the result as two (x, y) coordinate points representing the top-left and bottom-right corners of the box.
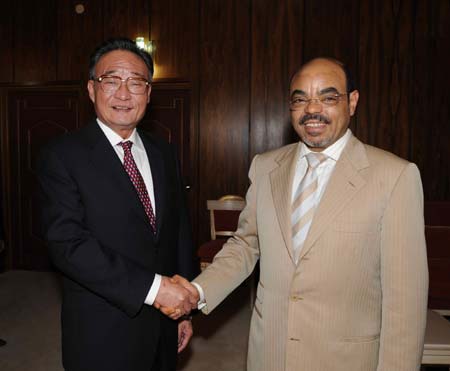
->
(193, 155), (260, 313)
(377, 163), (429, 370)
(172, 145), (197, 281)
(36, 147), (155, 317)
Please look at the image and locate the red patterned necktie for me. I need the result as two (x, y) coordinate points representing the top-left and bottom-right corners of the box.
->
(119, 141), (156, 233)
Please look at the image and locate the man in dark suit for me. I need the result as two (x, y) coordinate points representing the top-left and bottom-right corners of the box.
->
(37, 38), (197, 371)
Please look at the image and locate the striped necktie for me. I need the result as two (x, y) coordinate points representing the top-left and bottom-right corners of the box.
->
(119, 141), (156, 233)
(291, 152), (327, 262)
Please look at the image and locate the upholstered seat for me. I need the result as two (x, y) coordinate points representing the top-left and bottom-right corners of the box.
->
(197, 195), (245, 270)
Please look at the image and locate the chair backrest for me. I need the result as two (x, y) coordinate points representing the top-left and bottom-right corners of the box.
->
(207, 195), (245, 240)
(424, 201), (450, 314)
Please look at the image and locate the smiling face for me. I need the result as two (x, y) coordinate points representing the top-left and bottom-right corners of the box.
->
(290, 58), (359, 151)
(87, 50), (151, 139)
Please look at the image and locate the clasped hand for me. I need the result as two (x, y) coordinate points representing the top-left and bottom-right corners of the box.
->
(153, 275), (199, 320)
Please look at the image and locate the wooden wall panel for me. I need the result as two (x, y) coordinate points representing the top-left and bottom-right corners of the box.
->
(14, 0), (58, 82)
(103, 0), (150, 40)
(197, 0), (251, 242)
(56, 1), (104, 81)
(1, 0), (450, 253)
(411, 0), (450, 200)
(149, 0), (200, 242)
(250, 0), (304, 158)
(302, 0), (360, 134)
(6, 86), (83, 270)
(150, 0), (199, 79)
(357, 0), (415, 158)
(0, 1), (14, 82)
(302, 0), (359, 63)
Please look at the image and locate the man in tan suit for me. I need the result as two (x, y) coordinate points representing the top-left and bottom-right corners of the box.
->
(174, 57), (429, 370)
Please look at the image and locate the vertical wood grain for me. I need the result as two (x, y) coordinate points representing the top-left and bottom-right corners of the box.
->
(357, 0), (414, 158)
(411, 0), (450, 200)
(103, 0), (150, 39)
(302, 0), (359, 63)
(150, 0), (199, 79)
(197, 0), (251, 242)
(302, 0), (360, 134)
(250, 0), (304, 158)
(56, 0), (104, 81)
(14, 0), (58, 82)
(0, 1), (14, 82)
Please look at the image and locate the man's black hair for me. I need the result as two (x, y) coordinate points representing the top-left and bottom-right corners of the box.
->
(88, 37), (154, 81)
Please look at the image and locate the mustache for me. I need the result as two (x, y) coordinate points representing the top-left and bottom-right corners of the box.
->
(300, 114), (331, 125)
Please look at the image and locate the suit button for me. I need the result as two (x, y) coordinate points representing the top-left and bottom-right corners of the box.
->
(289, 337), (300, 342)
(291, 295), (303, 301)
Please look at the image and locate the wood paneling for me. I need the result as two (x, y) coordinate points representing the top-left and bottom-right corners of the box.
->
(302, 0), (359, 63)
(149, 0), (200, 241)
(6, 85), (83, 270)
(0, 0), (449, 249)
(150, 0), (199, 79)
(0, 1), (13, 82)
(358, 0), (415, 159)
(250, 0), (304, 158)
(411, 0), (450, 200)
(198, 0), (251, 242)
(56, 1), (104, 81)
(14, 0), (58, 82)
(103, 0), (150, 39)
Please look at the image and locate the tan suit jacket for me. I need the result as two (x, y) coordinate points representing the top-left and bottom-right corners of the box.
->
(194, 135), (428, 371)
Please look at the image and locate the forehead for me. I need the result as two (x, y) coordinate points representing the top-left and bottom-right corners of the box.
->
(290, 60), (346, 93)
(95, 50), (148, 77)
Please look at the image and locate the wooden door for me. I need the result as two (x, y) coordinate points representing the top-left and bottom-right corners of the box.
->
(0, 81), (195, 271)
(2, 85), (83, 270)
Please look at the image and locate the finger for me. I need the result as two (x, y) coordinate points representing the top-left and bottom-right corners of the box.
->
(160, 306), (176, 316)
(168, 307), (183, 320)
(178, 321), (193, 353)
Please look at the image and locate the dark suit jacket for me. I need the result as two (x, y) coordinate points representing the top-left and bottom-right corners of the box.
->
(36, 121), (195, 371)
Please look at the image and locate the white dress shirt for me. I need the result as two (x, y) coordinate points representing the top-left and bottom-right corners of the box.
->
(291, 129), (352, 205)
(97, 119), (161, 305)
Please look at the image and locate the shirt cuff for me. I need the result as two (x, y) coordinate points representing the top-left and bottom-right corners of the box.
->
(144, 274), (162, 306)
(191, 281), (206, 310)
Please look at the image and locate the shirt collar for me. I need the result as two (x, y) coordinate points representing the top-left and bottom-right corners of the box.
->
(96, 119), (144, 150)
(298, 128), (352, 162)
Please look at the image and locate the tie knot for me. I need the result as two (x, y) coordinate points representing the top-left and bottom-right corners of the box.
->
(305, 152), (327, 169)
(120, 141), (133, 152)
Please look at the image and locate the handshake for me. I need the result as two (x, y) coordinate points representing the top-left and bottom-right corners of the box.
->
(153, 274), (200, 320)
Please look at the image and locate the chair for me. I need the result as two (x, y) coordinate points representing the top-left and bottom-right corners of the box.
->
(197, 195), (245, 270)
(424, 201), (450, 316)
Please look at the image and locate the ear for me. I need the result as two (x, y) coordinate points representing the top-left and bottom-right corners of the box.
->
(146, 85), (152, 104)
(348, 90), (359, 116)
(87, 80), (96, 103)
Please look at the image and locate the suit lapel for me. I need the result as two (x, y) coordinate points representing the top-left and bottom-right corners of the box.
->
(270, 144), (299, 264)
(139, 129), (166, 239)
(298, 136), (369, 261)
(84, 122), (156, 235)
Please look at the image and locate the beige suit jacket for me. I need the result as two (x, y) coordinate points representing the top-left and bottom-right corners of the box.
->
(194, 135), (428, 371)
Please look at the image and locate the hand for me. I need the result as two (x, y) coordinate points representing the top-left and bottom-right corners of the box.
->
(171, 274), (200, 305)
(158, 275), (200, 320)
(153, 276), (196, 319)
(178, 319), (193, 353)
